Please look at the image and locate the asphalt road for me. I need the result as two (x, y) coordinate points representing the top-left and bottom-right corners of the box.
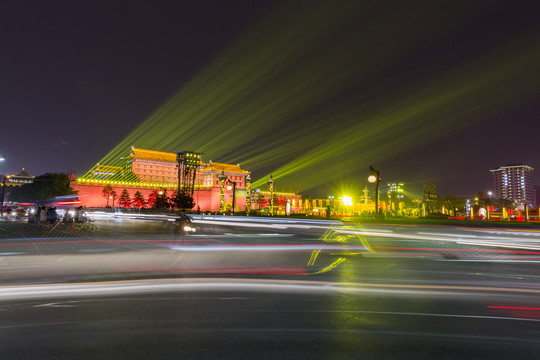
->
(1, 215), (540, 359)
(2, 280), (540, 359)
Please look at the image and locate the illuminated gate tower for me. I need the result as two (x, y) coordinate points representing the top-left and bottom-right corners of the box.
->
(126, 147), (178, 184)
(176, 151), (202, 197)
(75, 146), (268, 212)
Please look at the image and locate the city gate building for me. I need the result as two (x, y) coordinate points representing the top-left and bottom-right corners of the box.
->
(72, 146), (300, 212)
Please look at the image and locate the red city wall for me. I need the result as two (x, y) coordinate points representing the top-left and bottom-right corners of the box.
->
(71, 182), (247, 212)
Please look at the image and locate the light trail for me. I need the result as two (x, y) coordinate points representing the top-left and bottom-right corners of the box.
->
(332, 229), (540, 252)
(26, 210), (540, 253)
(3, 278), (540, 302)
(161, 245), (369, 252)
(488, 306), (540, 311)
(0, 239), (215, 246)
(418, 232), (540, 243)
(455, 241), (540, 251)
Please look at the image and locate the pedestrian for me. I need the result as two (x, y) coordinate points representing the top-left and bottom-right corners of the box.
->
(51, 207), (58, 224)
(33, 206), (40, 224)
(40, 206), (47, 224)
(46, 207), (57, 224)
(64, 208), (74, 223)
(75, 206), (86, 223)
(78, 206), (86, 223)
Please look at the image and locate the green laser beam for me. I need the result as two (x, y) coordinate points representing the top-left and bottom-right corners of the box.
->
(86, 1), (540, 194)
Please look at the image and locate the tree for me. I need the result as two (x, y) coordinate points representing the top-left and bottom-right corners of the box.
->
(102, 184), (114, 206)
(118, 188), (131, 208)
(492, 197), (515, 209)
(443, 195), (467, 215)
(147, 191), (157, 208)
(109, 189), (117, 207)
(132, 191), (146, 209)
(171, 191), (194, 210)
(8, 173), (77, 203)
(151, 188), (170, 209)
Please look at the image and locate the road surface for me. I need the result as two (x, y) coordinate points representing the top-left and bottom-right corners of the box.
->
(1, 215), (540, 358)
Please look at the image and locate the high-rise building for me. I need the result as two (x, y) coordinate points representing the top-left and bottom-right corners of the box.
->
(388, 182), (404, 195)
(490, 164), (535, 207)
(387, 182), (405, 210)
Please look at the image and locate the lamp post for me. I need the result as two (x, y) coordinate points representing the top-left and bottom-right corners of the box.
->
(245, 174), (252, 215)
(218, 170), (227, 213)
(0, 156), (6, 218)
(267, 175), (275, 216)
(109, 193), (116, 208)
(485, 191), (493, 221)
(368, 166), (381, 219)
(0, 176), (8, 218)
(227, 178), (237, 214)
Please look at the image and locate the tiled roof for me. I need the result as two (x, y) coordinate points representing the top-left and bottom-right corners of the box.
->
(129, 147), (248, 174)
(202, 162), (249, 175)
(13, 168), (34, 178)
(130, 147), (177, 163)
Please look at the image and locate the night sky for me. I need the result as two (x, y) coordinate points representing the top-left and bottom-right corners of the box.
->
(2, 0), (539, 198)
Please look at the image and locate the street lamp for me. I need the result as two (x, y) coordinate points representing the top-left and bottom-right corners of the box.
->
(486, 191), (494, 221)
(0, 156), (7, 218)
(368, 166), (381, 219)
(0, 176), (8, 218)
(109, 193), (116, 208)
(245, 174), (252, 215)
(267, 175), (275, 216)
(226, 178), (237, 214)
(218, 170), (227, 213)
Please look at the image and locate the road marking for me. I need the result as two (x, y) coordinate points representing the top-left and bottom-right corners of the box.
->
(215, 308), (540, 322)
(35, 301), (80, 308)
(0, 321), (79, 330)
(170, 253), (184, 265)
(473, 272), (523, 280)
